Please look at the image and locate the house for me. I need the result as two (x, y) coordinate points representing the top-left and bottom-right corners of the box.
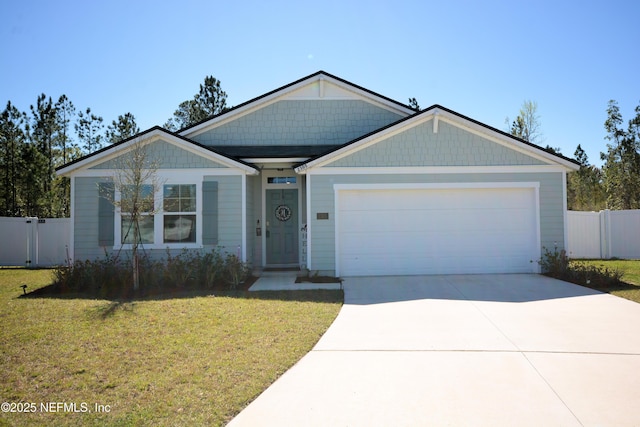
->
(57, 71), (580, 277)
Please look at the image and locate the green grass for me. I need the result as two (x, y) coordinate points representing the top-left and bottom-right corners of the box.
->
(0, 268), (343, 426)
(570, 259), (640, 303)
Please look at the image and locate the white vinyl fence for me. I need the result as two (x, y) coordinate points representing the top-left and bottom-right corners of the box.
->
(0, 217), (71, 267)
(567, 210), (640, 259)
(3, 212), (636, 265)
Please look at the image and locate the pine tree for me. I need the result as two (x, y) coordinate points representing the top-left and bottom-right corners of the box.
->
(567, 144), (605, 211)
(106, 112), (140, 144)
(165, 75), (229, 130)
(0, 102), (27, 216)
(601, 100), (640, 209)
(75, 107), (104, 153)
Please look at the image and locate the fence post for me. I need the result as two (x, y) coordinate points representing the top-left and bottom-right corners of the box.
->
(24, 217), (38, 268)
(599, 209), (611, 259)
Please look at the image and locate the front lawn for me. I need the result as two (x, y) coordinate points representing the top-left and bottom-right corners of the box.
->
(571, 259), (640, 303)
(0, 268), (343, 426)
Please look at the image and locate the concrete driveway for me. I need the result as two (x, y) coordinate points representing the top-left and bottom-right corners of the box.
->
(228, 274), (640, 426)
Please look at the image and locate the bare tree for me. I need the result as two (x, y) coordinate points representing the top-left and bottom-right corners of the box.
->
(102, 139), (162, 290)
(506, 100), (544, 145)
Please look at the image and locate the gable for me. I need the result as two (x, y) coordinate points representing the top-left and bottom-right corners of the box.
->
(325, 120), (547, 168)
(181, 71), (414, 146)
(296, 106), (580, 173)
(57, 127), (259, 177)
(190, 99), (405, 148)
(89, 139), (228, 170)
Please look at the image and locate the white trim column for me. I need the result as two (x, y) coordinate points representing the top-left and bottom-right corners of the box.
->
(562, 171), (568, 253)
(241, 173), (247, 262)
(68, 176), (75, 263)
(305, 173), (312, 270)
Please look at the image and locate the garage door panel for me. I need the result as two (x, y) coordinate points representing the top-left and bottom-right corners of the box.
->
(341, 189), (532, 211)
(340, 253), (533, 276)
(340, 231), (534, 258)
(337, 187), (538, 276)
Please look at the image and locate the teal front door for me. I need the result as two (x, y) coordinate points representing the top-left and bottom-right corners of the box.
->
(266, 189), (299, 265)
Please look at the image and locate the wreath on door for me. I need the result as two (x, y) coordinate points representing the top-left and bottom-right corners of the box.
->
(275, 204), (292, 222)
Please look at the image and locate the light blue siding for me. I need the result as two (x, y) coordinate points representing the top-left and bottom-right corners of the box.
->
(190, 100), (404, 147)
(206, 175), (243, 255)
(74, 177), (115, 261)
(90, 139), (226, 169)
(73, 175), (244, 262)
(327, 121), (546, 167)
(308, 172), (565, 275)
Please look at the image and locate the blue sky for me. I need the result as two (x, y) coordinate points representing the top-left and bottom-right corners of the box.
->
(2, 0), (638, 166)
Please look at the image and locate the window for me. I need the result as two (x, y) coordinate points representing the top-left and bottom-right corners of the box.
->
(163, 184), (196, 243)
(120, 184), (154, 244)
(268, 176), (296, 184)
(114, 181), (203, 248)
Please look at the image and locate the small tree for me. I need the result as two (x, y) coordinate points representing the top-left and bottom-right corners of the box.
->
(103, 139), (161, 290)
(506, 100), (543, 145)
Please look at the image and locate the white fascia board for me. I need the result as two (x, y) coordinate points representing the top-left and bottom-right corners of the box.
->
(57, 129), (258, 176)
(181, 73), (414, 138)
(56, 132), (155, 176)
(181, 77), (324, 137)
(295, 107), (579, 174)
(306, 165), (568, 175)
(434, 110), (580, 171)
(295, 113), (437, 173)
(316, 74), (415, 116)
(70, 168), (248, 178)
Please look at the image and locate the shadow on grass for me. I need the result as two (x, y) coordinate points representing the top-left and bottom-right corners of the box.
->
(89, 301), (136, 319)
(19, 277), (344, 305)
(575, 279), (640, 294)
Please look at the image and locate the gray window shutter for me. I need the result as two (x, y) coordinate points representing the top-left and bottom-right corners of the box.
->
(202, 181), (218, 245)
(98, 182), (115, 246)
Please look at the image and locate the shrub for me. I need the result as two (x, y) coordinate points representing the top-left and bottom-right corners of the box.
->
(539, 246), (624, 289)
(223, 254), (251, 289)
(52, 248), (251, 297)
(538, 246), (570, 279)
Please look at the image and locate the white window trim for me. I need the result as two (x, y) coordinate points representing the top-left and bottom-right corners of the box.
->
(113, 177), (204, 250)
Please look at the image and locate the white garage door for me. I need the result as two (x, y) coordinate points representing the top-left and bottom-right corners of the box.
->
(337, 186), (539, 276)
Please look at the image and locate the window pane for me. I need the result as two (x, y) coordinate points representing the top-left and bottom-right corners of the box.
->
(164, 185), (179, 198)
(268, 177), (296, 184)
(164, 215), (196, 243)
(163, 184), (196, 212)
(164, 198), (179, 212)
(181, 184), (195, 198)
(122, 184), (154, 213)
(121, 215), (154, 244)
(181, 197), (196, 212)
